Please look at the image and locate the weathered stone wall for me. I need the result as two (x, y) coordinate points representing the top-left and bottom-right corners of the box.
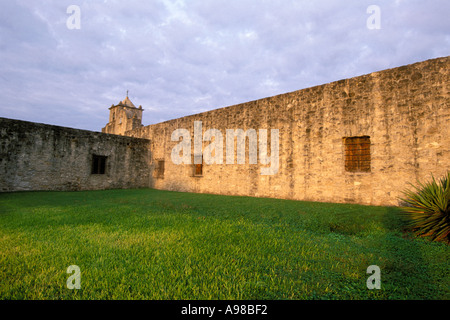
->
(0, 118), (152, 192)
(127, 56), (449, 206)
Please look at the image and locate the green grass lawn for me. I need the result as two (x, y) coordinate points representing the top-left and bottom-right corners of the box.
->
(0, 189), (448, 300)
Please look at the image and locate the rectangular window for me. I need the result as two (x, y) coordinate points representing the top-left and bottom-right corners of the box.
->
(157, 160), (165, 179)
(343, 136), (371, 172)
(92, 155), (107, 174)
(193, 154), (203, 176)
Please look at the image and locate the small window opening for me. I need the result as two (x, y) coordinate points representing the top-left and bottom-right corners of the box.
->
(344, 136), (371, 173)
(92, 155), (107, 174)
(157, 160), (165, 179)
(193, 154), (203, 176)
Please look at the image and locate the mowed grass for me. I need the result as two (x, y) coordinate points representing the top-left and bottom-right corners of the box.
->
(0, 189), (448, 300)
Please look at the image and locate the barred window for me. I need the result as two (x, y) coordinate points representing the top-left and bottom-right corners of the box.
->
(343, 136), (371, 172)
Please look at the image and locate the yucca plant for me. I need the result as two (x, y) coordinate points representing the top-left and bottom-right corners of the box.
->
(400, 171), (450, 243)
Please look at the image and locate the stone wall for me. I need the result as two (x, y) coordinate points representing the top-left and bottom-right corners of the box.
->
(0, 118), (152, 192)
(127, 56), (449, 206)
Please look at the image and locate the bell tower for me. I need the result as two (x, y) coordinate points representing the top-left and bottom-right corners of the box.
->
(102, 93), (143, 136)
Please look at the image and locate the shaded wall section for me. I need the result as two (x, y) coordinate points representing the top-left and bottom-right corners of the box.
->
(0, 118), (152, 192)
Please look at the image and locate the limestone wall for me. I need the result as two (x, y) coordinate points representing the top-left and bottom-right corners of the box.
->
(0, 118), (152, 192)
(127, 56), (449, 206)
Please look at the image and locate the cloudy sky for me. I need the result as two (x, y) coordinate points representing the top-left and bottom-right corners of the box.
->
(1, 0), (449, 131)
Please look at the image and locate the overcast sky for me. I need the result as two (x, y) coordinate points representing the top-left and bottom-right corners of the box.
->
(1, 0), (449, 131)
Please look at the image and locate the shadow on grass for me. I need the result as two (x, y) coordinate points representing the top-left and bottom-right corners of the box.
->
(379, 206), (439, 299)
